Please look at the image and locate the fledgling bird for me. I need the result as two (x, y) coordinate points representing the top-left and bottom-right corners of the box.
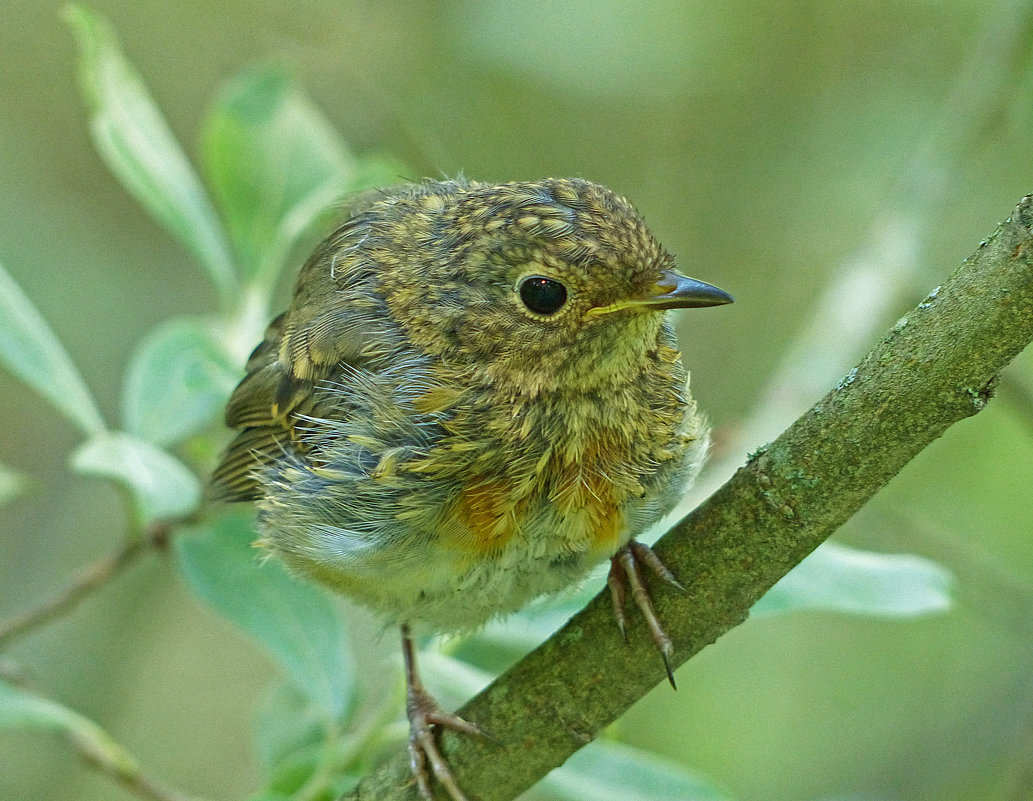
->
(210, 177), (732, 801)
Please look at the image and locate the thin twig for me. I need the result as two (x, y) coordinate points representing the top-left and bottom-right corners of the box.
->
(0, 521), (170, 648)
(0, 517), (205, 801)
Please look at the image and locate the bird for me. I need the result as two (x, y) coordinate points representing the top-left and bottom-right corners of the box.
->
(209, 176), (733, 800)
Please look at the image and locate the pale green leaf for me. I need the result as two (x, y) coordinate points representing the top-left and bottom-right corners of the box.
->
(539, 740), (737, 801)
(202, 66), (354, 291)
(122, 316), (240, 446)
(64, 4), (236, 305)
(71, 431), (201, 521)
(468, 581), (602, 658)
(175, 513), (356, 718)
(0, 678), (83, 731)
(419, 650), (495, 712)
(469, 542), (952, 669)
(253, 683), (325, 776)
(0, 260), (105, 434)
(261, 742), (332, 798)
(752, 542), (954, 618)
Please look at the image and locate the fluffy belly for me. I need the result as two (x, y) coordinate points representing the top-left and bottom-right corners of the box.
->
(259, 390), (707, 633)
(272, 497), (626, 632)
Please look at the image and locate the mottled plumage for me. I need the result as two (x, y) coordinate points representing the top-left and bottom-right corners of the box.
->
(210, 177), (732, 800)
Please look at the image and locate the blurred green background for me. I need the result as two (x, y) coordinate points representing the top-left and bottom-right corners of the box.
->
(2, 1), (1033, 800)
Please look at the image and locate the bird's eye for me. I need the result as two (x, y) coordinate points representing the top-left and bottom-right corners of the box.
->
(519, 276), (568, 315)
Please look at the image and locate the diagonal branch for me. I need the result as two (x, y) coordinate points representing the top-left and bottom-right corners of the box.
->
(344, 195), (1033, 801)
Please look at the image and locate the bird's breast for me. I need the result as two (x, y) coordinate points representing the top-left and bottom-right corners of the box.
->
(436, 424), (652, 569)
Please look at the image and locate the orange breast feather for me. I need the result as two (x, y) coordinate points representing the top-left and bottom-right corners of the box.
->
(452, 448), (627, 561)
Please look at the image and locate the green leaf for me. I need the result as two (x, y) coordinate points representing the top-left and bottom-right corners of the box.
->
(255, 713), (360, 801)
(201, 66), (354, 291)
(71, 431), (201, 521)
(64, 4), (236, 305)
(0, 260), (105, 434)
(175, 513), (356, 718)
(253, 682), (326, 776)
(122, 316), (240, 446)
(539, 740), (737, 801)
(0, 678), (83, 730)
(752, 542), (954, 618)
(461, 582), (601, 667)
(261, 742), (330, 798)
(252, 765), (359, 801)
(0, 679), (140, 776)
(419, 650), (495, 712)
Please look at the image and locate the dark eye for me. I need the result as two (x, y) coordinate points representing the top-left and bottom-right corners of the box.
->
(519, 276), (568, 315)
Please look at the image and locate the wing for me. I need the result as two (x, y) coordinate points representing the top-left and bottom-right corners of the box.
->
(209, 215), (397, 502)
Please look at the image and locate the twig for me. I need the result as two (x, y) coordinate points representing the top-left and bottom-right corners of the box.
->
(0, 517), (204, 801)
(340, 195), (1033, 801)
(0, 521), (170, 648)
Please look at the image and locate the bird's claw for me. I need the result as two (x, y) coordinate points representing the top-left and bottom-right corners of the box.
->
(402, 626), (482, 801)
(607, 540), (683, 688)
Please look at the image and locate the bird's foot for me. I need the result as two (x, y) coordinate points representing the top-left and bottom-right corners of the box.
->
(402, 626), (482, 801)
(607, 539), (684, 688)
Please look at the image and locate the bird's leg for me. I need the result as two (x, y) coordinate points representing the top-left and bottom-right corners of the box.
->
(401, 624), (481, 801)
(607, 540), (685, 689)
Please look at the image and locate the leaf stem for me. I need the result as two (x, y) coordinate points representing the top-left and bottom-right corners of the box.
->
(72, 730), (207, 801)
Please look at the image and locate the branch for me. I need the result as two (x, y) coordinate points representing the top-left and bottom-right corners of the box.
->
(345, 196), (1033, 800)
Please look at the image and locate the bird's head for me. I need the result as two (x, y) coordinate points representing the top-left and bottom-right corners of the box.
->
(366, 178), (732, 396)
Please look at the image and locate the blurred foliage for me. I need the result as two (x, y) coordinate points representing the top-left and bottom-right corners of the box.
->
(1, 2), (1032, 801)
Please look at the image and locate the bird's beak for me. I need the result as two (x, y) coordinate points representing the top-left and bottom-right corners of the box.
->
(641, 270), (735, 310)
(587, 270), (734, 316)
